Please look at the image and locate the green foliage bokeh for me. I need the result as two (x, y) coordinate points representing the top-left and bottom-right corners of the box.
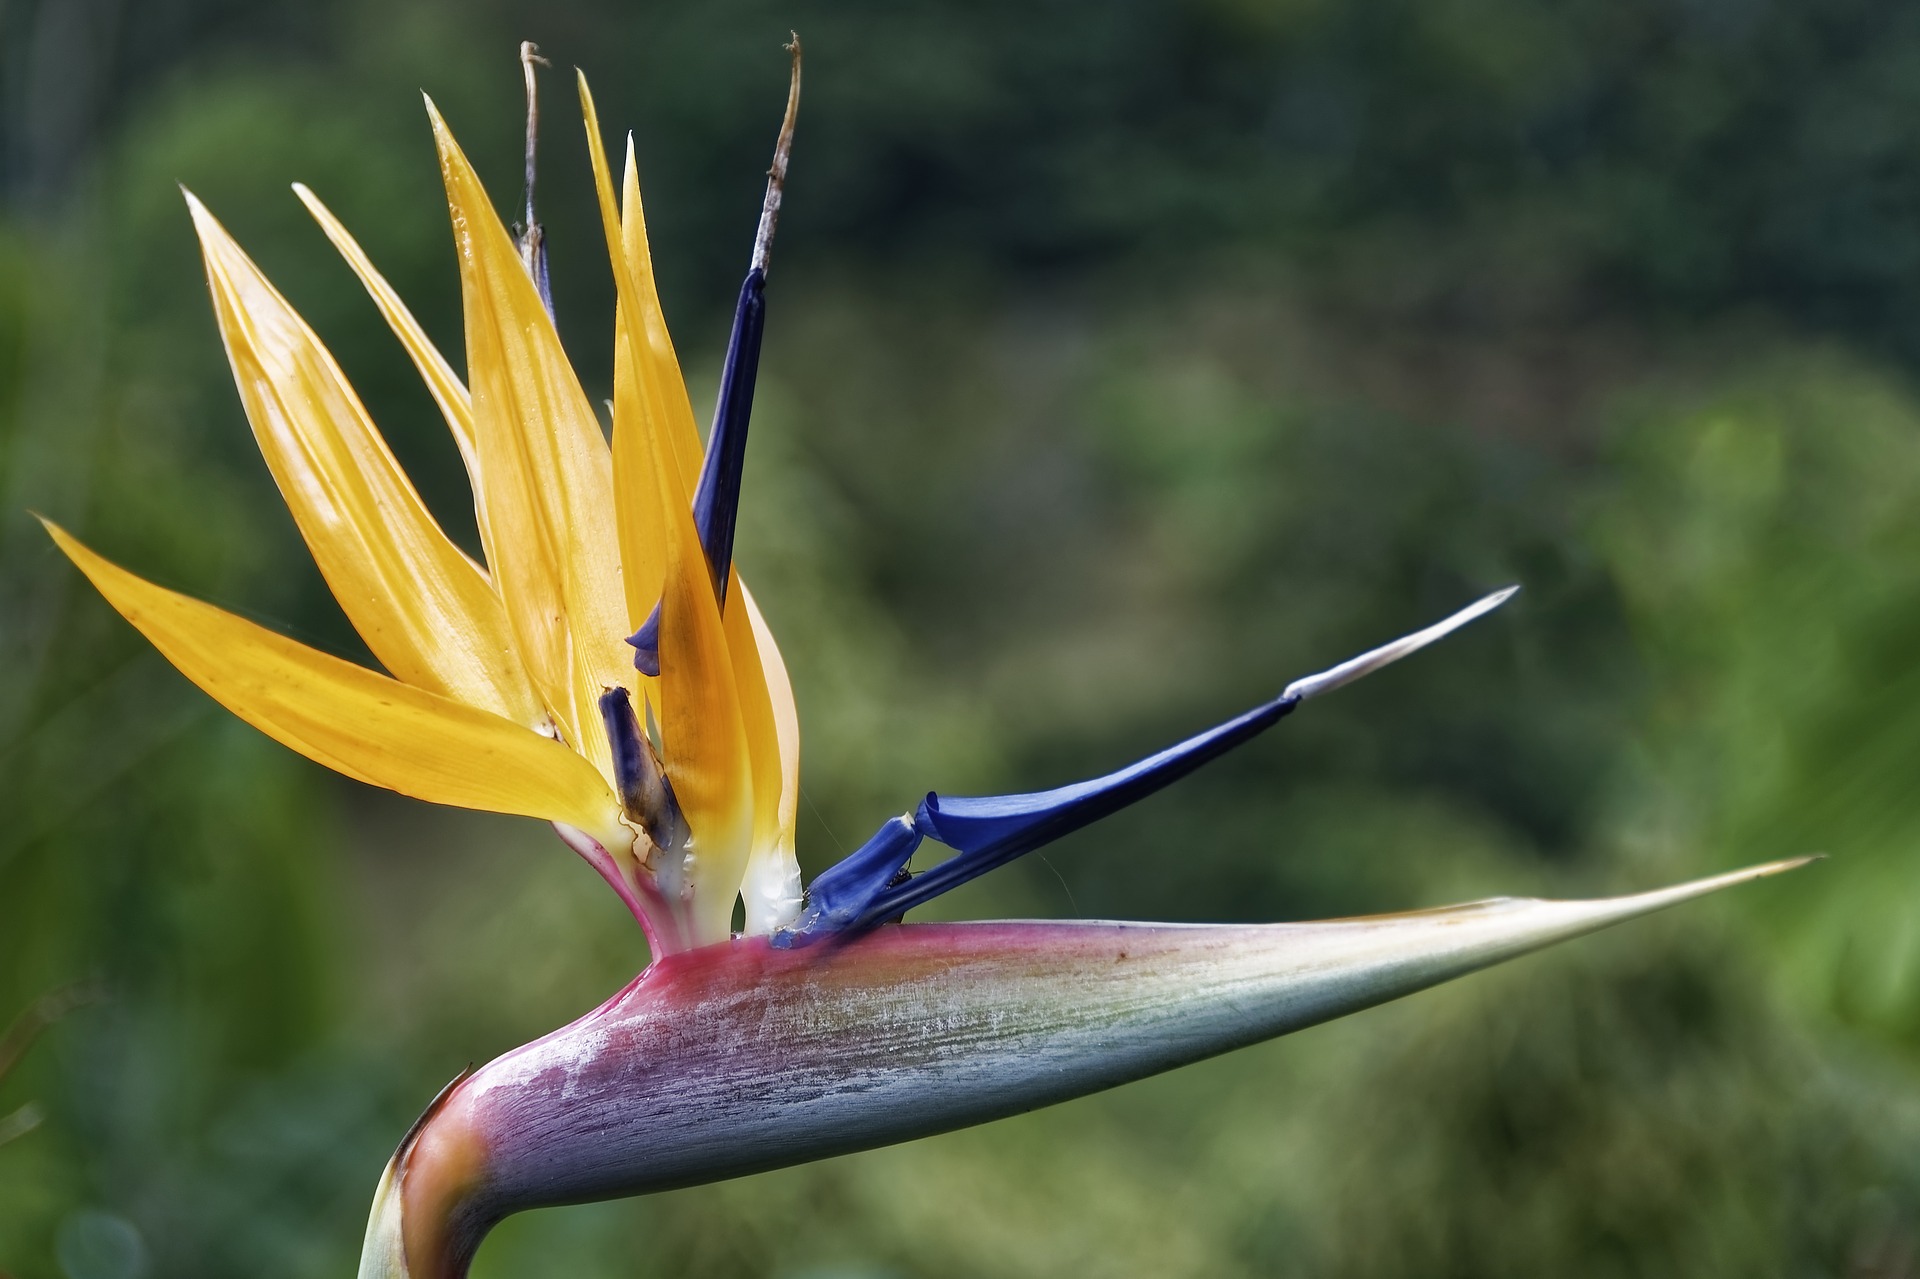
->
(5, 0), (1920, 1274)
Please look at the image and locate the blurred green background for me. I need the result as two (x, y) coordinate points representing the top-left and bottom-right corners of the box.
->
(3, 0), (1919, 1274)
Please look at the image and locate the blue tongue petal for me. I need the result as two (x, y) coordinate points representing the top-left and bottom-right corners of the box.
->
(691, 268), (766, 609)
(896, 693), (1297, 905)
(794, 816), (923, 934)
(631, 47), (797, 676)
(628, 614), (661, 678)
(784, 587), (1519, 942)
(786, 692), (1299, 942)
(627, 269), (767, 676)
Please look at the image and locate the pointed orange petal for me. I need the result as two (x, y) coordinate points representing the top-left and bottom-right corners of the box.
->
(618, 132), (705, 488)
(578, 78), (716, 645)
(652, 483), (754, 946)
(186, 192), (542, 728)
(578, 75), (678, 639)
(44, 520), (627, 848)
(737, 581), (803, 932)
(290, 182), (498, 575)
(428, 98), (631, 777)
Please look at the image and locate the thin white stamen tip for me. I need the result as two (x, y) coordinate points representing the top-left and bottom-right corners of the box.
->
(1283, 584), (1519, 702)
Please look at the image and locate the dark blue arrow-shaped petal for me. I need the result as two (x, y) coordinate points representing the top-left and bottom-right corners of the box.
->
(783, 587), (1518, 942)
(631, 48), (799, 675)
(629, 268), (766, 675)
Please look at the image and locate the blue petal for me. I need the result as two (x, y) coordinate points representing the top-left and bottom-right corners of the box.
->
(777, 816), (923, 945)
(627, 611), (661, 677)
(628, 267), (767, 672)
(598, 686), (685, 850)
(786, 587), (1520, 940)
(782, 693), (1297, 941)
(901, 693), (1295, 896)
(691, 266), (767, 607)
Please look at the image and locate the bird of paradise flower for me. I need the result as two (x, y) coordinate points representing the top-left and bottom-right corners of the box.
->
(37, 42), (1809, 1279)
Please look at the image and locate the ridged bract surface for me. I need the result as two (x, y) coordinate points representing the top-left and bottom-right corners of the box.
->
(458, 862), (1797, 1219)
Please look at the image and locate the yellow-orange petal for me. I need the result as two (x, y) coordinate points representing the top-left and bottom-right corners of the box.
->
(579, 77), (717, 649)
(428, 98), (631, 778)
(652, 482), (754, 947)
(290, 182), (498, 574)
(581, 76), (773, 941)
(43, 520), (628, 849)
(593, 220), (754, 943)
(738, 580), (803, 933)
(578, 76), (678, 640)
(185, 192), (543, 729)
(619, 132), (705, 489)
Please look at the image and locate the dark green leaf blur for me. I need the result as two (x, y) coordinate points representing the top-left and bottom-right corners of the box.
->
(2, 0), (1915, 1274)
